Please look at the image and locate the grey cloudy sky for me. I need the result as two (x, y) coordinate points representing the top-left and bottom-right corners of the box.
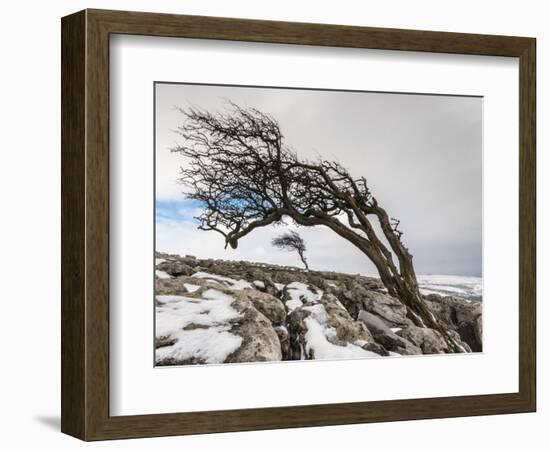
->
(155, 83), (482, 276)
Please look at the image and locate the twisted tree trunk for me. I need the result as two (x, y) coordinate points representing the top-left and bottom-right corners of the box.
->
(297, 250), (309, 271)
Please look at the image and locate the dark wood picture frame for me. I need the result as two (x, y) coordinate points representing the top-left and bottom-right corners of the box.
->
(61, 9), (536, 441)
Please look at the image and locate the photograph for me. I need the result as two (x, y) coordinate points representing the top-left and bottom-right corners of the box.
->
(154, 82), (483, 366)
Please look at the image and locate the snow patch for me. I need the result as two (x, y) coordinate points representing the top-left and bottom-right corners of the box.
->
(155, 258), (166, 265)
(302, 303), (380, 360)
(156, 327), (242, 365)
(285, 298), (303, 313)
(155, 270), (171, 279)
(302, 303), (329, 323)
(156, 291), (239, 334)
(285, 282), (323, 312)
(304, 317), (380, 360)
(155, 289), (243, 365)
(183, 283), (200, 293)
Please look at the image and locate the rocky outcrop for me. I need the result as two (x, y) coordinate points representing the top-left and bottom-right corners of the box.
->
(155, 277), (191, 296)
(286, 301), (379, 361)
(225, 293), (282, 363)
(157, 258), (195, 277)
(360, 290), (414, 328)
(238, 289), (286, 326)
(358, 310), (422, 355)
(154, 252), (482, 365)
(424, 294), (482, 351)
(320, 294), (374, 344)
(395, 326), (448, 354)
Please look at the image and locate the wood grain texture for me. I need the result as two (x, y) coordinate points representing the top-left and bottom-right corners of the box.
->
(61, 10), (86, 439)
(89, 8), (532, 56)
(61, 9), (536, 441)
(518, 39), (536, 409)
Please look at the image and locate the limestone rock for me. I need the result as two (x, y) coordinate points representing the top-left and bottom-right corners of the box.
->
(320, 294), (374, 344)
(396, 326), (448, 354)
(157, 260), (194, 277)
(360, 290), (414, 327)
(274, 325), (290, 360)
(360, 342), (390, 356)
(358, 310), (422, 355)
(238, 289), (286, 326)
(424, 294), (482, 351)
(155, 277), (190, 296)
(225, 295), (282, 363)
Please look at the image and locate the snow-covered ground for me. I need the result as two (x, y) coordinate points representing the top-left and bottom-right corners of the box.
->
(282, 281), (381, 359)
(154, 256), (481, 365)
(417, 275), (482, 302)
(155, 289), (243, 364)
(155, 270), (257, 364)
(155, 261), (381, 364)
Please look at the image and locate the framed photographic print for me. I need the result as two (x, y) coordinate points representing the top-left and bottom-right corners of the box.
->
(61, 9), (536, 441)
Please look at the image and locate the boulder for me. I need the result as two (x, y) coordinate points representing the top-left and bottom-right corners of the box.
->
(396, 326), (448, 354)
(245, 269), (282, 297)
(358, 310), (422, 355)
(320, 294), (374, 344)
(357, 309), (389, 333)
(475, 315), (482, 346)
(157, 260), (194, 277)
(360, 290), (413, 328)
(274, 325), (291, 360)
(340, 281), (370, 319)
(448, 329), (472, 352)
(424, 295), (482, 351)
(238, 289), (286, 326)
(155, 277), (190, 296)
(155, 275), (221, 296)
(304, 274), (326, 291)
(286, 307), (310, 360)
(225, 295), (282, 363)
(359, 342), (390, 356)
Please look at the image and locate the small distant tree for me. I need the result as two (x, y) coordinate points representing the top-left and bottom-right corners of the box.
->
(272, 231), (309, 270)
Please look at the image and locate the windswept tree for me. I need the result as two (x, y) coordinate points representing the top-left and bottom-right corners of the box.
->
(172, 103), (466, 352)
(272, 231), (309, 270)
